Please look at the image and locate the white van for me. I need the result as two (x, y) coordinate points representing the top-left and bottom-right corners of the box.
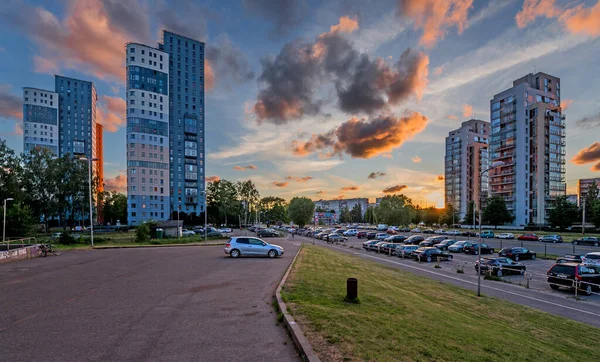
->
(377, 224), (388, 231)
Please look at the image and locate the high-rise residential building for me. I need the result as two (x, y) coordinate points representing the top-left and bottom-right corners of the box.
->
(578, 177), (600, 206)
(22, 87), (59, 156)
(444, 119), (490, 222)
(313, 198), (369, 218)
(159, 31), (206, 218)
(96, 123), (104, 224)
(54, 76), (98, 161)
(125, 42), (170, 225)
(490, 72), (566, 227)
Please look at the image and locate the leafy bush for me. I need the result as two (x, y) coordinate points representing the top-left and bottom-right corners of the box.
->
(58, 232), (76, 245)
(136, 223), (150, 243)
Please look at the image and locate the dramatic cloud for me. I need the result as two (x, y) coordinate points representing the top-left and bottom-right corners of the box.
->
(272, 181), (289, 188)
(412, 156), (422, 163)
(341, 186), (359, 191)
(0, 85), (22, 120)
(462, 104), (473, 117)
(253, 16), (429, 124)
(515, 0), (560, 28)
(206, 176), (220, 182)
(316, 190), (325, 195)
(104, 174), (127, 193)
(437, 175), (445, 181)
(14, 124), (23, 136)
(434, 66), (444, 75)
(383, 184), (408, 193)
(368, 171), (386, 179)
(285, 176), (313, 182)
(561, 99), (573, 110)
(97, 96), (126, 132)
(155, 0), (208, 42)
(333, 195), (346, 200)
(244, 0), (307, 34)
(397, 0), (474, 47)
(448, 114), (458, 120)
(572, 142), (600, 171)
(576, 113), (600, 130)
(233, 165), (258, 171)
(292, 112), (428, 159)
(206, 34), (255, 89)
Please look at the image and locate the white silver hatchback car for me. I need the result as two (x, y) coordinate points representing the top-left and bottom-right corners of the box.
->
(224, 237), (284, 258)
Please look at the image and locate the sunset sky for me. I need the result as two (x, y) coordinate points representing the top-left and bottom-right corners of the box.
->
(1, 0), (600, 207)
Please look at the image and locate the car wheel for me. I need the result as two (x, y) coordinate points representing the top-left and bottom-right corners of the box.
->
(448, 255), (453, 260)
(426, 256), (432, 263)
(474, 250), (479, 255)
(583, 284), (593, 296)
(268, 249), (278, 258)
(531, 254), (536, 260)
(553, 240), (557, 243)
(496, 269), (503, 277)
(514, 255), (520, 261)
(230, 249), (240, 258)
(574, 241), (579, 245)
(550, 284), (560, 290)
(519, 269), (525, 275)
(594, 242), (598, 247)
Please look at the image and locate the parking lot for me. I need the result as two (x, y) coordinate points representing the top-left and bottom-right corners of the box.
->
(298, 233), (600, 328)
(0, 239), (301, 362)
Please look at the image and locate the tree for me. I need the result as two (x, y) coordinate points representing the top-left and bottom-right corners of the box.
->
(54, 154), (89, 229)
(422, 207), (441, 226)
(237, 180), (260, 226)
(590, 200), (600, 229)
(439, 203), (458, 226)
(102, 192), (127, 225)
(463, 200), (476, 226)
(287, 197), (315, 227)
(1, 203), (36, 237)
(21, 148), (59, 231)
(350, 203), (363, 223)
(339, 206), (351, 223)
(0, 140), (24, 205)
(364, 206), (376, 225)
(482, 196), (514, 228)
(260, 196), (288, 224)
(207, 179), (239, 226)
(375, 195), (415, 226)
(136, 223), (150, 243)
(548, 195), (579, 231)
(584, 181), (599, 209)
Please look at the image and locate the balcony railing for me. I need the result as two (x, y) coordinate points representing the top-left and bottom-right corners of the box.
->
(548, 120), (566, 128)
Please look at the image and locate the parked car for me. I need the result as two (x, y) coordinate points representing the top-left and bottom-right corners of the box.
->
(448, 240), (469, 252)
(546, 263), (600, 295)
(446, 230), (461, 236)
(370, 241), (388, 252)
(381, 243), (400, 255)
(419, 236), (447, 247)
(396, 245), (419, 258)
(206, 228), (223, 237)
(257, 228), (278, 237)
(434, 239), (457, 251)
(572, 237), (599, 247)
(343, 229), (358, 237)
(411, 228), (421, 233)
(475, 257), (526, 277)
(434, 229), (446, 235)
(362, 240), (379, 250)
(357, 231), (368, 239)
(412, 247), (453, 263)
(556, 254), (586, 264)
(461, 231), (477, 237)
(220, 228), (233, 233)
(422, 229), (434, 234)
(377, 224), (389, 231)
(540, 234), (563, 243)
(50, 232), (62, 240)
(480, 230), (494, 238)
(181, 229), (195, 237)
(367, 232), (378, 240)
(498, 247), (537, 261)
(386, 228), (398, 235)
(582, 252), (600, 266)
(463, 242), (495, 255)
(224, 237), (284, 258)
(375, 233), (388, 241)
(399, 227), (411, 232)
(385, 235), (407, 243)
(327, 234), (348, 243)
(496, 233), (515, 240)
(518, 233), (539, 241)
(404, 235), (425, 245)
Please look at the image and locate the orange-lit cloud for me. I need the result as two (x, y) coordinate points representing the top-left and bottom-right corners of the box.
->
(412, 156), (422, 163)
(97, 95), (126, 132)
(205, 60), (215, 90)
(434, 66), (443, 75)
(561, 99), (573, 110)
(341, 186), (359, 191)
(272, 181), (289, 188)
(462, 104), (473, 117)
(14, 124), (23, 136)
(292, 112), (428, 159)
(398, 0), (474, 47)
(448, 114), (458, 120)
(437, 175), (445, 181)
(329, 16), (359, 34)
(333, 194), (346, 200)
(383, 184), (408, 193)
(285, 176), (313, 182)
(0, 85), (23, 120)
(206, 176), (220, 182)
(104, 174), (127, 193)
(316, 190), (325, 195)
(233, 165), (258, 171)
(368, 171), (386, 179)
(562, 2), (600, 37)
(572, 142), (600, 171)
(515, 0), (560, 28)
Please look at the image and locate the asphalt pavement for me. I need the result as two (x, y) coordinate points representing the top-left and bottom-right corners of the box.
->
(300, 234), (600, 328)
(0, 239), (302, 362)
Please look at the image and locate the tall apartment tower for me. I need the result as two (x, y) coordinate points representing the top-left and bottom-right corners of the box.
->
(22, 87), (59, 156)
(159, 31), (206, 218)
(125, 42), (170, 225)
(490, 72), (566, 227)
(54, 76), (98, 161)
(444, 119), (490, 221)
(578, 177), (600, 206)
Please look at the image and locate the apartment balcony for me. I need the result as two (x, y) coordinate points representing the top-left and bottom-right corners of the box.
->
(496, 143), (516, 152)
(548, 120), (566, 128)
(548, 185), (567, 192)
(548, 129), (566, 137)
(490, 177), (515, 185)
(494, 169), (515, 176)
(496, 151), (514, 159)
(549, 139), (566, 146)
(495, 187), (515, 193)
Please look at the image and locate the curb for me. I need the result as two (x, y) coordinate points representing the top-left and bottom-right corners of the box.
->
(275, 244), (321, 362)
(93, 242), (226, 249)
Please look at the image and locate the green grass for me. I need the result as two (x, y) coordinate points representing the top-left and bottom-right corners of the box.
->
(281, 245), (600, 362)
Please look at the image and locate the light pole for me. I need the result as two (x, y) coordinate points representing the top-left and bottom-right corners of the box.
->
(79, 157), (99, 247)
(3, 198), (14, 243)
(200, 190), (207, 241)
(477, 160), (505, 297)
(177, 204), (180, 239)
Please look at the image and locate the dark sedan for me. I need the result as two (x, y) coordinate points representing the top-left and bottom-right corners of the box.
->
(461, 231), (477, 237)
(362, 240), (379, 251)
(386, 235), (408, 243)
(257, 229), (278, 237)
(463, 242), (494, 255)
(419, 236), (447, 247)
(572, 237), (599, 247)
(404, 235), (425, 245)
(475, 257), (526, 277)
(498, 247), (537, 261)
(518, 233), (539, 241)
(366, 232), (378, 240)
(556, 254), (585, 264)
(412, 247), (453, 263)
(381, 243), (400, 255)
(327, 234), (348, 243)
(422, 229), (435, 234)
(434, 239), (457, 251)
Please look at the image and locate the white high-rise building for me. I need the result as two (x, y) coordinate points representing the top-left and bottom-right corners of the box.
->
(444, 119), (490, 222)
(22, 87), (59, 156)
(490, 72), (566, 227)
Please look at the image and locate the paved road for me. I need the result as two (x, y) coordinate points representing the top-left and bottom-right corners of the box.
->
(300, 235), (600, 328)
(0, 239), (301, 362)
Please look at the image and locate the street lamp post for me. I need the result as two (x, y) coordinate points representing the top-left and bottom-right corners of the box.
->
(200, 190), (207, 241)
(177, 205), (180, 239)
(79, 157), (99, 247)
(3, 198), (14, 243)
(477, 160), (505, 297)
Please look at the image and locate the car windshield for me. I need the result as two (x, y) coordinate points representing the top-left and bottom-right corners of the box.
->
(454, 241), (467, 246)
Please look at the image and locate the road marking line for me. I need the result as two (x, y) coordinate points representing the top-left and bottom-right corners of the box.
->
(315, 241), (600, 319)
